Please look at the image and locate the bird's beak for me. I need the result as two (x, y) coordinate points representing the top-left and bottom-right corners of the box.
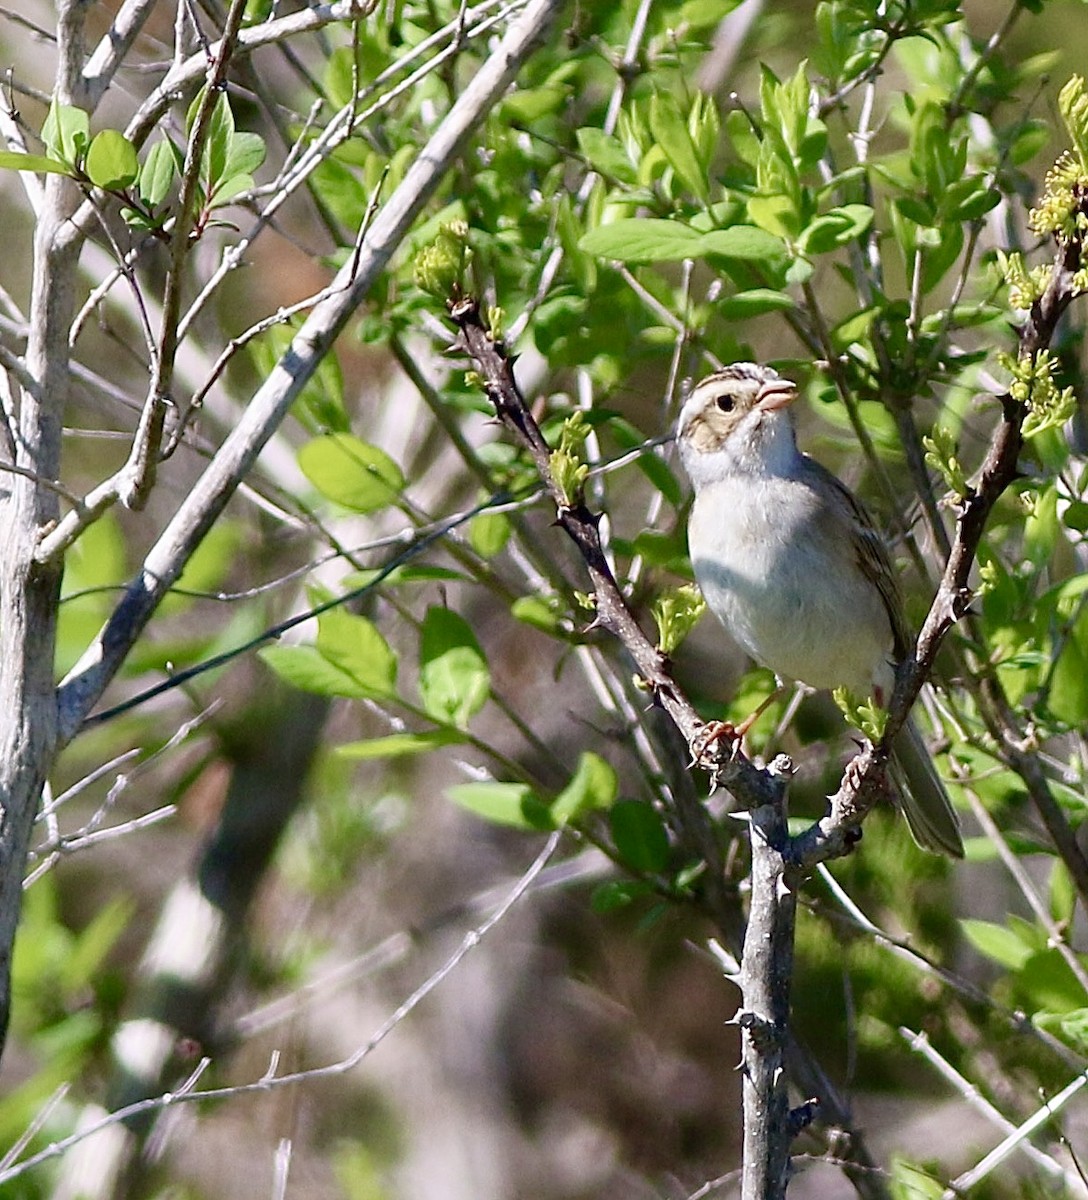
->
(756, 377), (798, 411)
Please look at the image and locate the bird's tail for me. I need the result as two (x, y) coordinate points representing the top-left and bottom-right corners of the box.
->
(890, 718), (964, 858)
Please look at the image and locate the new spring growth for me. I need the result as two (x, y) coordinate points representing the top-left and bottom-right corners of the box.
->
(997, 249), (1050, 311)
(997, 349), (1076, 438)
(549, 411), (590, 507)
(923, 426), (969, 499)
(1027, 76), (1088, 290)
(832, 687), (888, 744)
(652, 584), (706, 656)
(414, 219), (472, 301)
(1002, 77), (1088, 309)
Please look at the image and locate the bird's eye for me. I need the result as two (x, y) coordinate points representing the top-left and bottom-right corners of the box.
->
(715, 394), (735, 413)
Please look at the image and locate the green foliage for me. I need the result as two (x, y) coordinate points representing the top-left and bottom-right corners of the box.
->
(2, 878), (132, 1153)
(85, 129), (138, 190)
(548, 411), (591, 506)
(41, 100), (90, 168)
(298, 434), (405, 513)
(1059, 74), (1088, 175)
(832, 687), (888, 742)
(446, 781), (552, 830)
(0, 149), (71, 175)
(418, 606), (490, 728)
(922, 426), (969, 498)
(609, 800), (670, 874)
(652, 584), (706, 655)
(186, 88), (267, 217)
(250, 322), (348, 433)
(260, 605), (398, 701)
(414, 219), (472, 300)
(998, 349), (1077, 438)
(552, 751), (618, 825)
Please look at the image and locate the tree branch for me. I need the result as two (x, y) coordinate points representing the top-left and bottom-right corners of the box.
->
(54, 0), (565, 744)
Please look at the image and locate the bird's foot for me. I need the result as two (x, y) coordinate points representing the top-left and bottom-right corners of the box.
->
(690, 719), (743, 768)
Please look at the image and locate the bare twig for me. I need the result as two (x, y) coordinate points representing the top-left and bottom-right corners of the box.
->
(943, 1070), (1088, 1199)
(901, 1027), (1085, 1193)
(0, 831), (561, 1186)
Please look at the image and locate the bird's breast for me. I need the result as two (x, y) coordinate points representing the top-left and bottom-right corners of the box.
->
(687, 475), (892, 694)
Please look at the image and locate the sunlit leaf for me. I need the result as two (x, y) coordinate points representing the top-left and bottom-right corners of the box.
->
(317, 606), (398, 699)
(579, 219), (703, 262)
(298, 434), (404, 512)
(336, 729), (464, 759)
(446, 781), (553, 830)
(419, 607), (489, 727)
(85, 129), (138, 190)
(0, 151), (70, 175)
(552, 752), (617, 825)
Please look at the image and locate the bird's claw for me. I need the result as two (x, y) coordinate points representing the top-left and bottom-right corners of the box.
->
(690, 719), (743, 768)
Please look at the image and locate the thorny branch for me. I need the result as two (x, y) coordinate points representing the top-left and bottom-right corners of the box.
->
(794, 212), (1088, 869)
(450, 178), (1088, 1183)
(449, 295), (892, 1200)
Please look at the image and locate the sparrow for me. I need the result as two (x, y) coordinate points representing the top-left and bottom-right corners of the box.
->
(676, 361), (964, 857)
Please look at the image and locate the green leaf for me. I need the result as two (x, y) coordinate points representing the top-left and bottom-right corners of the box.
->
(317, 606), (398, 699)
(0, 150), (71, 175)
(1038, 1007), (1088, 1054)
(894, 195), (935, 226)
(446, 782), (553, 830)
(298, 434), (404, 513)
(1051, 860), (1076, 927)
(679, 0), (744, 31)
(209, 172), (253, 208)
(610, 800), (669, 873)
(193, 90), (234, 192)
(1018, 947), (1087, 1014)
(510, 594), (566, 635)
(1048, 603), (1088, 725)
(960, 918), (1034, 971)
(469, 511), (511, 558)
(591, 879), (654, 912)
(797, 204), (873, 255)
(41, 100), (89, 166)
(701, 225), (788, 267)
(259, 644), (376, 698)
(552, 752), (618, 825)
(576, 128), (637, 184)
(224, 130), (266, 179)
(335, 729), (464, 759)
(579, 218), (703, 263)
(717, 288), (795, 318)
(919, 222), (964, 293)
(649, 93), (709, 204)
(501, 85), (568, 122)
(85, 129), (139, 190)
(138, 139), (177, 207)
(418, 607), (490, 728)
(747, 190), (801, 240)
(724, 108), (760, 168)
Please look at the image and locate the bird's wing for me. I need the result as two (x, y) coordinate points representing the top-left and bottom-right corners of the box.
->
(803, 456), (914, 662)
